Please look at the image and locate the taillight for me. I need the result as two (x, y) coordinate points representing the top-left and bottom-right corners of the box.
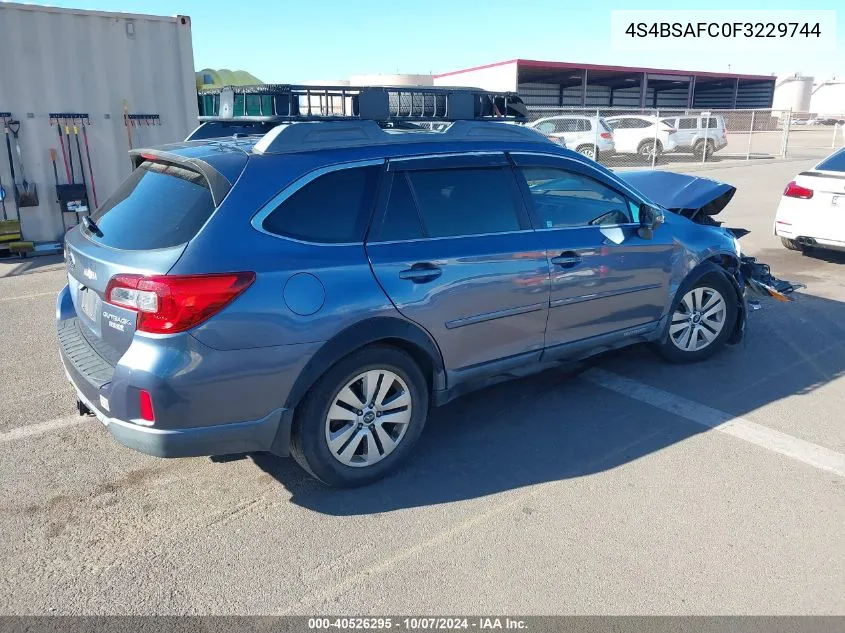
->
(600, 132), (612, 139)
(783, 181), (813, 199)
(662, 127), (677, 135)
(105, 272), (255, 334)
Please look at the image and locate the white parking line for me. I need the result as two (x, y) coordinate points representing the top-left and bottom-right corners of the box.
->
(0, 416), (87, 444)
(582, 368), (845, 478)
(0, 291), (55, 302)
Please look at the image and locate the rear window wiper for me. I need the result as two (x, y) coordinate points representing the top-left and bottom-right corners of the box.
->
(82, 216), (103, 237)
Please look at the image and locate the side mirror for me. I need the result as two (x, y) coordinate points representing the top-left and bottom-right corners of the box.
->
(638, 205), (664, 240)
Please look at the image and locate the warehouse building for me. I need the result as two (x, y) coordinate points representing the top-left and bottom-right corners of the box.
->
(433, 59), (776, 110)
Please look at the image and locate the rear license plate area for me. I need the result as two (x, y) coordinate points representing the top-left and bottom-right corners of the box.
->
(79, 287), (99, 322)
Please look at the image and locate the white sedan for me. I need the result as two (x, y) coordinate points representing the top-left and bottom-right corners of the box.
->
(774, 148), (845, 252)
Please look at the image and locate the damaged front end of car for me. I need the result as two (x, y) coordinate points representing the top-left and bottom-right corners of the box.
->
(618, 170), (805, 306)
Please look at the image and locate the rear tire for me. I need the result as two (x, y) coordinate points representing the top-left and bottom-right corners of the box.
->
(290, 345), (429, 487)
(576, 144), (598, 161)
(638, 140), (663, 162)
(654, 273), (737, 364)
(781, 237), (803, 251)
(693, 140), (715, 160)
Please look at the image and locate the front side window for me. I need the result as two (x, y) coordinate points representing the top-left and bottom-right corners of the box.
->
(262, 165), (380, 243)
(678, 118), (697, 129)
(535, 121), (555, 134)
(403, 168), (521, 238)
(520, 167), (636, 229)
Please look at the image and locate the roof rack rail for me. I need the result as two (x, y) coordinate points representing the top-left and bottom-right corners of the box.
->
(196, 84), (528, 124)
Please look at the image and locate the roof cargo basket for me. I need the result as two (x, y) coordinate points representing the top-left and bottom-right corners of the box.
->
(196, 84), (528, 124)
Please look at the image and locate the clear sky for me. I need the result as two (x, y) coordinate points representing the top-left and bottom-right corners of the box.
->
(19, 0), (844, 82)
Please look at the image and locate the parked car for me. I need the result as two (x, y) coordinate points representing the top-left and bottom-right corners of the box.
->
(605, 115), (677, 161)
(775, 147), (845, 253)
(660, 114), (728, 158)
(58, 86), (779, 487)
(525, 115), (615, 161)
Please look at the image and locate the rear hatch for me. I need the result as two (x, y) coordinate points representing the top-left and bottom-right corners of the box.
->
(64, 145), (247, 359)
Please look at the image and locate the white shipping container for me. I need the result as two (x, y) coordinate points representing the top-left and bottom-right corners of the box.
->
(0, 2), (198, 242)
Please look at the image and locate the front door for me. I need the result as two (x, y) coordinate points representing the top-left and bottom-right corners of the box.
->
(366, 154), (550, 376)
(510, 153), (674, 350)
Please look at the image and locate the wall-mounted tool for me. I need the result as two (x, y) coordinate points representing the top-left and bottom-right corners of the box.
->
(123, 107), (160, 155)
(0, 112), (9, 220)
(49, 148), (69, 232)
(4, 119), (39, 207)
(80, 122), (98, 208)
(49, 114), (94, 220)
(3, 114), (37, 211)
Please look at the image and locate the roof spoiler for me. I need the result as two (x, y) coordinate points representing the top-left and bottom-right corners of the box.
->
(129, 149), (232, 207)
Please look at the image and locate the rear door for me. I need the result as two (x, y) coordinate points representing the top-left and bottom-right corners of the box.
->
(674, 116), (698, 149)
(366, 153), (550, 375)
(510, 153), (674, 349)
(64, 158), (228, 357)
(607, 117), (639, 153)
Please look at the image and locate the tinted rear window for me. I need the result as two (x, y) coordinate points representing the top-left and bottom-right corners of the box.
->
(816, 149), (845, 172)
(262, 166), (380, 243)
(87, 161), (215, 250)
(406, 168), (521, 238)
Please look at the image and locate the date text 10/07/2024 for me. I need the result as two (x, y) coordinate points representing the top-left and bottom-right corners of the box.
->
(308, 618), (529, 630)
(625, 22), (821, 38)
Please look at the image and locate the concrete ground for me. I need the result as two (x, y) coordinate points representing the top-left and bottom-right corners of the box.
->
(0, 158), (843, 615)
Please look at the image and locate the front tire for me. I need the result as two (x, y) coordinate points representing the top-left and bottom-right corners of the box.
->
(654, 273), (737, 364)
(290, 345), (429, 487)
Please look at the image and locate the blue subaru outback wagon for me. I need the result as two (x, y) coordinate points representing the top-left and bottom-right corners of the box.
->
(57, 85), (782, 486)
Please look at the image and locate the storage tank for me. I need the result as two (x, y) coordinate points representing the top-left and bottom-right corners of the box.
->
(773, 74), (813, 113)
(811, 78), (845, 119)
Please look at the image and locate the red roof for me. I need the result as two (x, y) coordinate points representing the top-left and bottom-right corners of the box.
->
(433, 59), (773, 82)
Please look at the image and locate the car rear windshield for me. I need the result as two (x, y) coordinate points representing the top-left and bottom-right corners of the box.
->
(85, 161), (215, 250)
(816, 150), (845, 172)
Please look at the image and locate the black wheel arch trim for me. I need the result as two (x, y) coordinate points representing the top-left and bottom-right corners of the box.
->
(282, 316), (446, 412)
(662, 255), (746, 345)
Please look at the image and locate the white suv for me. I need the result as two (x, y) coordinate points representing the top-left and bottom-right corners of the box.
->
(660, 114), (728, 158)
(526, 115), (615, 161)
(605, 115), (678, 161)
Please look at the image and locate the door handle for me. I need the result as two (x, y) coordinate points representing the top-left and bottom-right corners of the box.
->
(399, 263), (442, 283)
(550, 252), (582, 268)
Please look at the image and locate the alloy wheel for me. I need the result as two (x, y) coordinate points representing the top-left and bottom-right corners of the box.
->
(324, 369), (412, 468)
(669, 287), (727, 352)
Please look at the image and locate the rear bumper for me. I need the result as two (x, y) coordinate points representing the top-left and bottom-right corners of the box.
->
(71, 377), (291, 458)
(56, 284), (305, 458)
(63, 349), (293, 458)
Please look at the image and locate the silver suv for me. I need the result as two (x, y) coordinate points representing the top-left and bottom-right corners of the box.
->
(660, 114), (728, 158)
(526, 115), (615, 161)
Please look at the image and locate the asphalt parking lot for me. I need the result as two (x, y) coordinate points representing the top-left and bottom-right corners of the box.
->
(0, 157), (843, 615)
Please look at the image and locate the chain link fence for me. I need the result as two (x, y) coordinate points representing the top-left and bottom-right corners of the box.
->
(523, 107), (845, 171)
